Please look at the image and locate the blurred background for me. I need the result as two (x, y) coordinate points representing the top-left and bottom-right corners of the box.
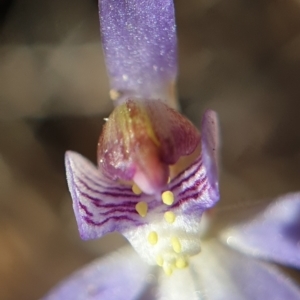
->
(0, 0), (300, 299)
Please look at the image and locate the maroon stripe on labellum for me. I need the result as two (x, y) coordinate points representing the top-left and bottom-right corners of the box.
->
(90, 199), (137, 208)
(171, 160), (201, 186)
(77, 170), (132, 193)
(76, 178), (137, 198)
(74, 160), (133, 192)
(176, 177), (207, 197)
(96, 207), (138, 216)
(80, 171), (133, 193)
(170, 158), (203, 191)
(171, 176), (206, 201)
(99, 206), (137, 216)
(76, 181), (159, 209)
(83, 215), (142, 228)
(88, 194), (158, 212)
(177, 176), (207, 198)
(78, 198), (137, 217)
(172, 182), (209, 209)
(78, 202), (94, 217)
(77, 192), (147, 217)
(82, 194), (159, 216)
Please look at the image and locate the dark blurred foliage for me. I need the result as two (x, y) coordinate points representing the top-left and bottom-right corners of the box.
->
(0, 0), (300, 299)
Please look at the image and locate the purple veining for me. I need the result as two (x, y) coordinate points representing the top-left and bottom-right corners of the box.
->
(176, 178), (207, 197)
(90, 200), (137, 209)
(84, 215), (141, 228)
(77, 180), (138, 198)
(78, 202), (94, 217)
(65, 109), (220, 242)
(169, 159), (203, 190)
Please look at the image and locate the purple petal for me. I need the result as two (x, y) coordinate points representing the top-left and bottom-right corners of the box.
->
(220, 192), (300, 269)
(42, 247), (153, 300)
(99, 0), (177, 104)
(191, 240), (300, 300)
(201, 110), (220, 201)
(65, 151), (147, 240)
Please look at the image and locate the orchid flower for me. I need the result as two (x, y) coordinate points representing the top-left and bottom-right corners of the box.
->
(42, 0), (300, 299)
(43, 192), (300, 300)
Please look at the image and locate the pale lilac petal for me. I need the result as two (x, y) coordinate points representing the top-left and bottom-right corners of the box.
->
(191, 240), (300, 300)
(201, 110), (220, 201)
(65, 151), (147, 240)
(99, 0), (177, 104)
(220, 192), (300, 269)
(42, 247), (153, 300)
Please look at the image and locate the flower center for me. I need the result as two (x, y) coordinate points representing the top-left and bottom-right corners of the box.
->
(124, 186), (203, 276)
